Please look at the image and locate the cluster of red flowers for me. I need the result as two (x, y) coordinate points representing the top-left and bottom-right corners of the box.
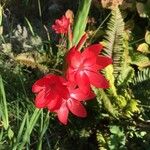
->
(32, 15), (112, 125)
(52, 15), (70, 34)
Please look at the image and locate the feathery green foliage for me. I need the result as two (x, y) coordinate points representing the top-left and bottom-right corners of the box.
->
(93, 87), (118, 118)
(132, 68), (150, 84)
(100, 9), (140, 118)
(103, 7), (124, 77)
(96, 131), (107, 150)
(131, 68), (150, 105)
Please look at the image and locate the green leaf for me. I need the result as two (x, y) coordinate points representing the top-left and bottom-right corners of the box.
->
(145, 30), (150, 45)
(124, 99), (140, 117)
(130, 51), (150, 68)
(37, 111), (50, 150)
(73, 0), (92, 45)
(104, 65), (117, 96)
(110, 126), (121, 135)
(103, 7), (125, 77)
(0, 4), (3, 25)
(96, 131), (107, 150)
(8, 128), (14, 140)
(93, 88), (118, 118)
(108, 125), (126, 150)
(17, 111), (29, 142)
(0, 76), (9, 130)
(118, 66), (134, 87)
(131, 68), (150, 104)
(17, 109), (42, 150)
(25, 17), (35, 36)
(137, 43), (150, 53)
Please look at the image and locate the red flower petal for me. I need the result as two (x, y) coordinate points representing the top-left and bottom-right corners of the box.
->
(70, 51), (81, 68)
(67, 99), (87, 117)
(85, 71), (109, 88)
(97, 56), (112, 69)
(81, 48), (97, 67)
(54, 84), (69, 100)
(57, 102), (69, 125)
(47, 94), (62, 111)
(76, 71), (91, 94)
(32, 77), (51, 93)
(84, 64), (101, 72)
(84, 44), (103, 56)
(35, 90), (47, 108)
(66, 46), (76, 63)
(52, 15), (70, 34)
(66, 46), (82, 68)
(70, 88), (95, 101)
(76, 33), (88, 50)
(82, 46), (96, 59)
(82, 55), (96, 67)
(66, 67), (76, 83)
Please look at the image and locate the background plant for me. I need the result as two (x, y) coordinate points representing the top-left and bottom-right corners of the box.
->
(0, 0), (150, 149)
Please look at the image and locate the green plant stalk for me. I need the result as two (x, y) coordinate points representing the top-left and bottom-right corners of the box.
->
(37, 112), (50, 150)
(17, 111), (28, 142)
(38, 0), (42, 19)
(89, 12), (111, 43)
(37, 111), (44, 150)
(0, 4), (3, 25)
(0, 129), (4, 142)
(17, 108), (41, 150)
(0, 4), (4, 40)
(12, 112), (29, 149)
(25, 17), (35, 36)
(0, 76), (9, 130)
(73, 0), (92, 45)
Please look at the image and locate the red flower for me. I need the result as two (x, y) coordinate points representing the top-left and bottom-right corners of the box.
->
(52, 15), (70, 34)
(55, 86), (95, 125)
(32, 74), (68, 111)
(32, 74), (95, 125)
(66, 36), (112, 94)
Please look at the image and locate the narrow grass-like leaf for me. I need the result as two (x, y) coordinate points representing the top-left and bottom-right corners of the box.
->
(12, 111), (29, 150)
(0, 4), (3, 25)
(38, 0), (42, 19)
(0, 76), (9, 130)
(25, 17), (35, 36)
(16, 111), (29, 142)
(37, 112), (50, 150)
(17, 108), (41, 150)
(73, 0), (92, 45)
(0, 129), (3, 142)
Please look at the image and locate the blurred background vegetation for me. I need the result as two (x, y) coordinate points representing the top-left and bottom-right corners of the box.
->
(0, 0), (150, 149)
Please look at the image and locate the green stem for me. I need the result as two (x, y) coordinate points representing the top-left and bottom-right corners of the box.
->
(89, 12), (111, 43)
(16, 109), (41, 150)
